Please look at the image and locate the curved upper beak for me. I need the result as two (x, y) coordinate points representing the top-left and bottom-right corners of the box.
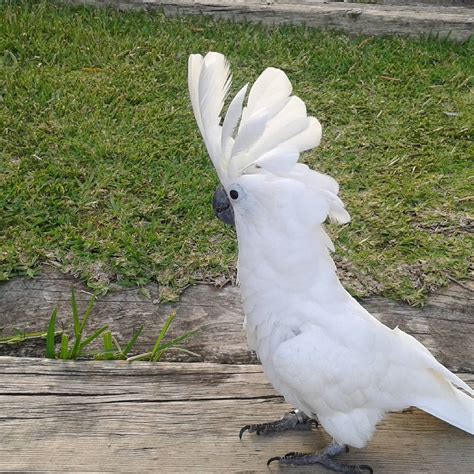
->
(212, 185), (235, 226)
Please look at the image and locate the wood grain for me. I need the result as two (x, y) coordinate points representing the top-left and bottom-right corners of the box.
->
(1, 268), (472, 372)
(0, 357), (473, 472)
(61, 0), (474, 42)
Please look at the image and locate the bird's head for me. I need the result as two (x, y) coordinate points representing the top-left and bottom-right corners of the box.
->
(188, 52), (350, 235)
(212, 170), (349, 239)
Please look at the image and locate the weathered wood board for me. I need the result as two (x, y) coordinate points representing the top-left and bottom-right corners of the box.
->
(62, 0), (474, 42)
(0, 268), (473, 371)
(0, 357), (472, 472)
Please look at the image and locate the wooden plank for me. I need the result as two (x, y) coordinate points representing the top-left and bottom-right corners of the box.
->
(0, 268), (472, 370)
(61, 0), (474, 42)
(1, 268), (473, 372)
(379, 0), (474, 7)
(268, 0), (473, 6)
(0, 357), (473, 472)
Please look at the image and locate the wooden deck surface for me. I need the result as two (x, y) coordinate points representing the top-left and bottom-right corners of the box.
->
(1, 357), (473, 473)
(0, 271), (473, 471)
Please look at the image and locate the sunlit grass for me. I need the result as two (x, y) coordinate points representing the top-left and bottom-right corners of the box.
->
(1, 1), (472, 304)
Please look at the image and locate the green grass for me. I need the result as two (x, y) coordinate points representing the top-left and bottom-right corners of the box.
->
(0, 1), (472, 304)
(44, 288), (196, 360)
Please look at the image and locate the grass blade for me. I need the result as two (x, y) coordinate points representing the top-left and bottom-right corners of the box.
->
(71, 288), (80, 337)
(60, 334), (69, 360)
(122, 325), (144, 357)
(79, 324), (109, 351)
(1, 330), (62, 345)
(153, 330), (197, 357)
(126, 351), (153, 363)
(164, 346), (201, 358)
(151, 331), (197, 362)
(69, 293), (97, 359)
(102, 330), (114, 360)
(112, 335), (123, 354)
(80, 293), (97, 332)
(46, 308), (58, 359)
(150, 311), (176, 359)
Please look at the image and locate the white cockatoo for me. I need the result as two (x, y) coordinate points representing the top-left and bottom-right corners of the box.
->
(188, 52), (473, 472)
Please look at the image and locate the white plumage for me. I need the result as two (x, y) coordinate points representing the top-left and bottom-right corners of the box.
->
(188, 52), (473, 453)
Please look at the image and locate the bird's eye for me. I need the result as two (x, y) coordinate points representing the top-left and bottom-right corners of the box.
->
(229, 189), (239, 200)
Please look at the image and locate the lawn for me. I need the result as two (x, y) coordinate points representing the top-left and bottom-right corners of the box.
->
(1, 1), (472, 304)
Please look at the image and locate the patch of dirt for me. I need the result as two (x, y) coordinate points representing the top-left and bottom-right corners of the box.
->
(393, 261), (444, 294)
(413, 211), (473, 236)
(334, 256), (385, 296)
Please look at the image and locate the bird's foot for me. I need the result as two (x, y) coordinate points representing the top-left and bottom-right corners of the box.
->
(239, 409), (318, 439)
(267, 441), (373, 473)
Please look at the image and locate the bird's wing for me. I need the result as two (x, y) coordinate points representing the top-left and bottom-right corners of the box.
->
(271, 306), (473, 446)
(271, 318), (391, 447)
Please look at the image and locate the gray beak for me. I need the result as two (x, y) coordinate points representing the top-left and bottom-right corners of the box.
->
(212, 185), (235, 226)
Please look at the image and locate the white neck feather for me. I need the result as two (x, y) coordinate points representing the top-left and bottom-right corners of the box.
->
(236, 218), (346, 309)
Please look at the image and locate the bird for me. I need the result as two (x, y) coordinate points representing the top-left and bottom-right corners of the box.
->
(188, 51), (474, 473)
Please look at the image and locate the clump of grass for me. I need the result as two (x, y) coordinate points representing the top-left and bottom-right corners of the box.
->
(45, 288), (196, 361)
(126, 311), (198, 362)
(46, 289), (108, 359)
(1, 1), (472, 304)
(99, 325), (143, 361)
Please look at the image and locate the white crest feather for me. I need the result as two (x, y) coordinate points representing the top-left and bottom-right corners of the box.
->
(221, 83), (248, 158)
(241, 67), (292, 126)
(254, 148), (299, 175)
(188, 52), (348, 224)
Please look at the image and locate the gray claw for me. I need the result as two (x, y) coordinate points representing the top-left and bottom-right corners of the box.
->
(267, 456), (281, 466)
(239, 424), (251, 440)
(265, 443), (374, 473)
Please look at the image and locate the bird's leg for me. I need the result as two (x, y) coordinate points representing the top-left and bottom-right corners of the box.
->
(239, 409), (318, 439)
(267, 440), (373, 473)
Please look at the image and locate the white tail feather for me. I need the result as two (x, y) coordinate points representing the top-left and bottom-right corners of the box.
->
(417, 376), (474, 435)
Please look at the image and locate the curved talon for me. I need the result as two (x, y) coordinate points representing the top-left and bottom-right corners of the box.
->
(360, 465), (373, 474)
(239, 425), (251, 440)
(267, 456), (281, 466)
